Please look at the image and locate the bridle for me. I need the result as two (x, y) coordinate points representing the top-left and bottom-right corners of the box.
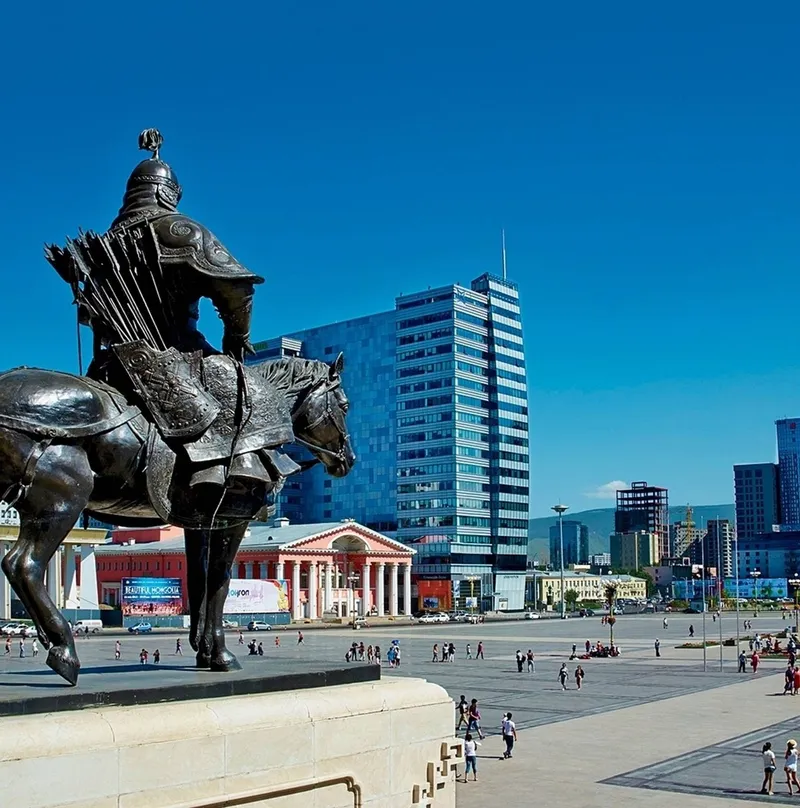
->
(293, 376), (351, 465)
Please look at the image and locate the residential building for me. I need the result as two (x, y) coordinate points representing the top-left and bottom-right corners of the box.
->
(96, 519), (415, 620)
(250, 272), (529, 611)
(615, 481), (669, 560)
(526, 570), (647, 608)
(590, 552), (611, 573)
(734, 463), (781, 540)
(777, 419), (800, 530)
(549, 520), (589, 567)
(736, 532), (800, 580)
(609, 531), (659, 570)
(670, 516), (706, 557)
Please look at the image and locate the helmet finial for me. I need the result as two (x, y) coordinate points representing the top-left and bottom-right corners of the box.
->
(138, 129), (164, 160)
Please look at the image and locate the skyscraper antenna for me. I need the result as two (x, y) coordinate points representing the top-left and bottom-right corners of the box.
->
(501, 229), (507, 280)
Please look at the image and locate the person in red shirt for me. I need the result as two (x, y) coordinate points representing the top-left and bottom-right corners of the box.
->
(476, 642), (484, 660)
(751, 651), (760, 673)
(793, 666), (800, 695)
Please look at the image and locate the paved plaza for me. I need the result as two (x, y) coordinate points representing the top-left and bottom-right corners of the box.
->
(2, 611), (799, 805)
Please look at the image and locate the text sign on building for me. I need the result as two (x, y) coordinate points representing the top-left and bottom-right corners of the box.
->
(121, 578), (183, 616)
(223, 579), (289, 614)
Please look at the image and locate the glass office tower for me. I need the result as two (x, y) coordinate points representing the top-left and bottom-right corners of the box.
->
(250, 272), (530, 611)
(776, 419), (800, 531)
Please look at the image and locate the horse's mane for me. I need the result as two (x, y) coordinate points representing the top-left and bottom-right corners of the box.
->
(251, 357), (329, 403)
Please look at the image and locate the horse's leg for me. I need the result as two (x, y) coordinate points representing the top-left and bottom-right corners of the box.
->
(205, 524), (248, 672)
(1, 444), (92, 685)
(184, 529), (210, 668)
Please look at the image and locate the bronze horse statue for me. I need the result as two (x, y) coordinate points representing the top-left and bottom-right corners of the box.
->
(0, 353), (354, 685)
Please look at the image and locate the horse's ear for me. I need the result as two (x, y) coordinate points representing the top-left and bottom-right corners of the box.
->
(330, 352), (344, 378)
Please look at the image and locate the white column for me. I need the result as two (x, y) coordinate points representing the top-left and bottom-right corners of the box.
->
(324, 563), (333, 612)
(79, 545), (99, 612)
(291, 561), (301, 621)
(47, 549), (63, 609)
(276, 561), (285, 581)
(65, 545), (79, 609)
(403, 563), (412, 616)
(361, 562), (371, 617)
(389, 563), (399, 617)
(0, 542), (11, 620)
(376, 562), (385, 617)
(309, 562), (318, 619)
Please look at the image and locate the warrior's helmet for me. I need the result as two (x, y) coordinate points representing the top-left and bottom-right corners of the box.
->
(113, 129), (182, 225)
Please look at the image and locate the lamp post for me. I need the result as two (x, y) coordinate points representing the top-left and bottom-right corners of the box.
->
(734, 530), (740, 651)
(466, 575), (479, 616)
(552, 504), (569, 619)
(750, 569), (761, 617)
(347, 572), (360, 623)
(789, 575), (800, 636)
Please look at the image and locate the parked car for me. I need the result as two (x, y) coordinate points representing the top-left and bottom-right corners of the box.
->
(449, 612), (471, 623)
(73, 619), (103, 634)
(351, 616), (369, 630)
(578, 608), (595, 617)
(2, 623), (35, 637)
(247, 620), (272, 631)
(222, 619), (239, 629)
(128, 622), (152, 634)
(523, 611), (541, 620)
(417, 612), (449, 624)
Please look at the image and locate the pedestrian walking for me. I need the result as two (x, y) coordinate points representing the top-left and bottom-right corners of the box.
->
(153, 649), (160, 664)
(467, 699), (484, 739)
(463, 733), (480, 781)
(465, 643), (472, 659)
(297, 631), (304, 645)
(501, 712), (517, 759)
(367, 645), (374, 663)
(476, 641), (484, 660)
(238, 630), (244, 645)
(793, 666), (800, 696)
(32, 638), (38, 657)
(526, 649), (535, 672)
(575, 665), (585, 690)
(19, 638), (25, 658)
(515, 649), (524, 672)
(558, 662), (569, 690)
(663, 617), (668, 630)
(654, 638), (661, 658)
(442, 642), (449, 663)
(784, 665), (794, 695)
(374, 644), (381, 663)
(762, 741), (776, 795)
(115, 640), (121, 660)
(358, 642), (365, 661)
(689, 624), (695, 638)
(257, 642), (264, 656)
(140, 648), (148, 665)
(274, 635), (280, 647)
(432, 643), (439, 663)
(738, 651), (747, 673)
(456, 695), (469, 733)
(4, 636), (10, 655)
(175, 638), (182, 656)
(449, 642), (455, 662)
(751, 651), (760, 673)
(585, 639), (591, 654)
(570, 643), (577, 660)
(785, 740), (800, 795)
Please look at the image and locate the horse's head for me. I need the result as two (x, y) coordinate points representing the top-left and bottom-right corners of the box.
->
(292, 352), (356, 478)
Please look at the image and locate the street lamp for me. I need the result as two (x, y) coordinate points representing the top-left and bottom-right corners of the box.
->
(789, 574), (800, 636)
(750, 569), (761, 616)
(552, 504), (569, 619)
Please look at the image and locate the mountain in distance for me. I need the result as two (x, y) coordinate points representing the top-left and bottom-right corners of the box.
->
(528, 504), (736, 563)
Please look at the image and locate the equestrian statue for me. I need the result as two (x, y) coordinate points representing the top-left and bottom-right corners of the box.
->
(0, 129), (355, 684)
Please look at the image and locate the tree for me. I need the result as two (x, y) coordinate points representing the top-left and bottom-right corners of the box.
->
(564, 589), (579, 612)
(604, 583), (618, 648)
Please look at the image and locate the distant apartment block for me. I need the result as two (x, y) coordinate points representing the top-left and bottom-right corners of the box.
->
(610, 531), (659, 571)
(734, 463), (781, 540)
(615, 481), (669, 561)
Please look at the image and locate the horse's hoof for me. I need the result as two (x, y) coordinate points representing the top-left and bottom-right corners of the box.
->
(210, 650), (241, 672)
(46, 646), (80, 686)
(196, 652), (211, 669)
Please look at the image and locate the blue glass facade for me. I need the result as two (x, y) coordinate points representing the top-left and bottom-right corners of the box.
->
(250, 273), (530, 610)
(776, 419), (800, 531)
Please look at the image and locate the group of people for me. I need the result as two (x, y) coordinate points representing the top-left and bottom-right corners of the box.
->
(515, 649), (535, 672)
(580, 639), (619, 658)
(558, 662), (585, 690)
(3, 636), (38, 658)
(456, 696), (518, 782)
(762, 739), (800, 796)
(345, 642), (383, 663)
(432, 641), (486, 662)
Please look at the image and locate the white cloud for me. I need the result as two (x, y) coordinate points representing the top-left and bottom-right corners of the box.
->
(585, 480), (629, 500)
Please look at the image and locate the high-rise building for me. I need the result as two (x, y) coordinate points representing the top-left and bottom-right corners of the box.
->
(686, 519), (734, 578)
(249, 272), (529, 611)
(670, 516), (705, 557)
(733, 463), (781, 540)
(615, 481), (669, 561)
(776, 419), (800, 530)
(549, 520), (589, 567)
(609, 531), (659, 570)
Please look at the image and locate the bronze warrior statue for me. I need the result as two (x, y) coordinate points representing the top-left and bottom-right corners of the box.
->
(0, 130), (355, 684)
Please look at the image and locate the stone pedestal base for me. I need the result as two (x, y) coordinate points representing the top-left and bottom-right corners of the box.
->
(0, 677), (460, 808)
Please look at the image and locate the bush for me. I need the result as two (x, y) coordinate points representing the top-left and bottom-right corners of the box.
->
(676, 641), (720, 649)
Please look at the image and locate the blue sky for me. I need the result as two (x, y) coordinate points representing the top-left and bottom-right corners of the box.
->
(2, 2), (798, 516)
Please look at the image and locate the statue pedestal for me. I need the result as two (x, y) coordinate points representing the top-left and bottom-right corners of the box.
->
(0, 672), (460, 808)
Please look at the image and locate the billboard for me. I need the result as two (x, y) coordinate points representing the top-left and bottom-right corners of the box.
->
(121, 578), (183, 616)
(223, 579), (289, 614)
(673, 577), (788, 600)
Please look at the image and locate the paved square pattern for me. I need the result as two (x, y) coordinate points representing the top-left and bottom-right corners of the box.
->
(604, 717), (800, 804)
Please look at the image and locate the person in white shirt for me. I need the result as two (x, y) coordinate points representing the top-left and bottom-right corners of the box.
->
(761, 741), (776, 795)
(463, 733), (480, 781)
(501, 712), (517, 759)
(785, 739), (800, 795)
